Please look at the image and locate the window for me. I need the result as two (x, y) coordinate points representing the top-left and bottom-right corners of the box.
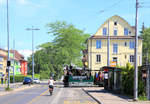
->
(114, 22), (117, 26)
(130, 55), (134, 62)
(0, 64), (3, 69)
(125, 42), (127, 46)
(124, 28), (128, 36)
(114, 29), (117, 36)
(129, 31), (131, 34)
(96, 55), (101, 62)
(113, 44), (118, 54)
(113, 57), (117, 62)
(103, 28), (107, 36)
(125, 55), (127, 59)
(0, 57), (3, 62)
(96, 40), (101, 49)
(129, 41), (135, 49)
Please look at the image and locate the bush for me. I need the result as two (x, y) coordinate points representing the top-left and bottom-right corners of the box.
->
(121, 63), (146, 96)
(10, 74), (41, 83)
(10, 75), (25, 83)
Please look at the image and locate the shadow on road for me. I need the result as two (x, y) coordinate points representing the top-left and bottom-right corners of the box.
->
(84, 88), (132, 100)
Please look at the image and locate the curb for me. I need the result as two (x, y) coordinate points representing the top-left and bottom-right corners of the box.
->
(82, 88), (103, 104)
(0, 85), (36, 96)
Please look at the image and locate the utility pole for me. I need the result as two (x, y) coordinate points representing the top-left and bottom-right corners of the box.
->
(146, 50), (150, 100)
(107, 20), (110, 66)
(7, 0), (10, 88)
(134, 0), (139, 100)
(26, 26), (40, 80)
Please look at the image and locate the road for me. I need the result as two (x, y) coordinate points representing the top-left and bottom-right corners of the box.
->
(0, 83), (98, 104)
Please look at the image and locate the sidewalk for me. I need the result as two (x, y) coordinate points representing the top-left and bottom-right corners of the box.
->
(0, 83), (35, 96)
(83, 87), (150, 104)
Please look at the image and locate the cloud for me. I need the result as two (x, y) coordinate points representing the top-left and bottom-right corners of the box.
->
(18, 49), (32, 60)
(18, 0), (28, 5)
(17, 0), (45, 8)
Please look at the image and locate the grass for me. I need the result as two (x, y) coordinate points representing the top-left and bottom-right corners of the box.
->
(138, 96), (147, 101)
(5, 87), (13, 91)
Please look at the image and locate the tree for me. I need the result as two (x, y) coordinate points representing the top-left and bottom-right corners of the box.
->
(27, 21), (90, 79)
(47, 21), (90, 66)
(141, 27), (150, 64)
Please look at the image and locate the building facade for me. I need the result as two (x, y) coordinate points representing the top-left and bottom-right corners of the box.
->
(88, 15), (142, 71)
(0, 49), (7, 77)
(10, 50), (28, 76)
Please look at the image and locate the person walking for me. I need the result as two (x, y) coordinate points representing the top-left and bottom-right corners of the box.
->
(1, 76), (3, 84)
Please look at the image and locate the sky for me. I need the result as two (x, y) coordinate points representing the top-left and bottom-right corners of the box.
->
(0, 0), (150, 59)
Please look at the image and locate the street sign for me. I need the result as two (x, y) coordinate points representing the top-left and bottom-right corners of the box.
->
(110, 61), (117, 67)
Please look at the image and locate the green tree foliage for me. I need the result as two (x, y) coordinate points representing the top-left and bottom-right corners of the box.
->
(47, 21), (90, 65)
(121, 63), (146, 96)
(141, 27), (150, 64)
(27, 21), (90, 79)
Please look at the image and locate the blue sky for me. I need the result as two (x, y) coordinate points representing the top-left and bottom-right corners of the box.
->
(0, 0), (150, 58)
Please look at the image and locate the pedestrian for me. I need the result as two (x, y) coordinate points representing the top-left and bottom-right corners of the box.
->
(1, 76), (3, 84)
(5, 77), (7, 84)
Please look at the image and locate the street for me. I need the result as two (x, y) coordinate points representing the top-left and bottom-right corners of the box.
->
(0, 83), (98, 104)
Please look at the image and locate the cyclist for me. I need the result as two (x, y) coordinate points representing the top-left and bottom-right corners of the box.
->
(48, 77), (54, 95)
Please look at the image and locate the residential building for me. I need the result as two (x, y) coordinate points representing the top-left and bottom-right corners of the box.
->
(0, 48), (7, 77)
(87, 15), (142, 71)
(10, 50), (28, 76)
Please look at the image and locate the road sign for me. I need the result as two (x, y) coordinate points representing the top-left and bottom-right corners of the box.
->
(110, 61), (117, 67)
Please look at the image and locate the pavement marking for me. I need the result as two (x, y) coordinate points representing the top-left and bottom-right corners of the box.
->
(27, 89), (49, 104)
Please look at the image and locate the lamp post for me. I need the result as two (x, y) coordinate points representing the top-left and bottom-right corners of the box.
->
(134, 0), (139, 100)
(26, 26), (40, 79)
(6, 0), (10, 88)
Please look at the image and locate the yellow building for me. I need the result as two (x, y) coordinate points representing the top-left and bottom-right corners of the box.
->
(88, 15), (142, 71)
(0, 48), (7, 77)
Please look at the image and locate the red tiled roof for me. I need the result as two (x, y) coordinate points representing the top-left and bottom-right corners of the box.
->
(0, 54), (7, 59)
(10, 50), (26, 61)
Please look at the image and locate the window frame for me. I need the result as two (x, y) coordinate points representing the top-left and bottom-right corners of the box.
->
(130, 55), (134, 62)
(114, 29), (117, 36)
(0, 57), (3, 62)
(103, 27), (107, 36)
(0, 64), (3, 69)
(113, 44), (118, 54)
(124, 28), (129, 36)
(96, 54), (101, 63)
(96, 40), (101, 49)
(114, 22), (117, 26)
(129, 41), (135, 49)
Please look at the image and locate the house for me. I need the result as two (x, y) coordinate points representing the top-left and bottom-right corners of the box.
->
(87, 15), (142, 71)
(0, 48), (7, 77)
(10, 50), (28, 76)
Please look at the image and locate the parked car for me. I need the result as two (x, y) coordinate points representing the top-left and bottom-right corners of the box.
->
(33, 78), (40, 84)
(23, 77), (32, 85)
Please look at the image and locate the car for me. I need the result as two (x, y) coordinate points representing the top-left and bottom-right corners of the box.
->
(33, 78), (40, 84)
(23, 77), (32, 85)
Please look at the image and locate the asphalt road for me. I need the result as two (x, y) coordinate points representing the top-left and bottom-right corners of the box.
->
(0, 83), (98, 104)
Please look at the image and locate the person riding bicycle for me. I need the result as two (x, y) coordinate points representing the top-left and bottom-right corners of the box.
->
(48, 77), (54, 94)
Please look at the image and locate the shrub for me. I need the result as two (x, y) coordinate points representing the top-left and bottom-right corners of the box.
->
(121, 63), (146, 96)
(10, 75), (25, 83)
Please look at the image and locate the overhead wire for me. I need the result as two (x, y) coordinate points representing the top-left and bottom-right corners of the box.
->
(99, 0), (125, 13)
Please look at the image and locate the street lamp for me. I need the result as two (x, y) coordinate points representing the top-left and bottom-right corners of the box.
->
(26, 26), (40, 79)
(6, 0), (10, 88)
